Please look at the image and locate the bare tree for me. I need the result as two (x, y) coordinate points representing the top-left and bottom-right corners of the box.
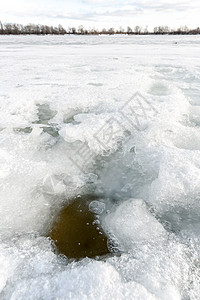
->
(134, 26), (142, 34)
(108, 27), (115, 35)
(0, 21), (199, 35)
(0, 21), (3, 34)
(58, 24), (66, 35)
(77, 25), (85, 35)
(143, 26), (149, 34)
(127, 26), (133, 34)
(118, 26), (125, 34)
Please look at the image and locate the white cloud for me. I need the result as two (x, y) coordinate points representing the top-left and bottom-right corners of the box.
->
(84, 0), (114, 4)
(0, 0), (199, 30)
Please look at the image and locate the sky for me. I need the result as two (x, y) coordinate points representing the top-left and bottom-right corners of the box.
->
(0, 0), (199, 30)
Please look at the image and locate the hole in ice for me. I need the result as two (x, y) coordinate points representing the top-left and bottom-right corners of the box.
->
(13, 127), (33, 134)
(149, 82), (169, 96)
(87, 83), (103, 87)
(31, 104), (59, 137)
(33, 104), (56, 125)
(63, 110), (83, 124)
(49, 194), (111, 259)
(42, 125), (59, 137)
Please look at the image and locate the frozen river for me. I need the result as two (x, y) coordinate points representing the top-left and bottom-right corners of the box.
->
(0, 35), (200, 299)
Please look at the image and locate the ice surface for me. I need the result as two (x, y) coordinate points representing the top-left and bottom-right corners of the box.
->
(0, 35), (200, 299)
(104, 199), (167, 250)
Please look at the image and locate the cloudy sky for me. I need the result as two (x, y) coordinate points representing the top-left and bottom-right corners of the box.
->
(0, 0), (199, 30)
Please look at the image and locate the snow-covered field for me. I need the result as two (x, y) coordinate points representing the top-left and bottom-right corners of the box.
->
(0, 35), (200, 299)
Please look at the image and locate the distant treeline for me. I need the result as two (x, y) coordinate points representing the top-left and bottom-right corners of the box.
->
(0, 22), (200, 35)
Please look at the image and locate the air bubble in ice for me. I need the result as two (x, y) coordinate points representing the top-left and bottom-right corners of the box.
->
(89, 201), (105, 215)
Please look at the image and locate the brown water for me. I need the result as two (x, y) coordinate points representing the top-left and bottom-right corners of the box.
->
(49, 195), (110, 259)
